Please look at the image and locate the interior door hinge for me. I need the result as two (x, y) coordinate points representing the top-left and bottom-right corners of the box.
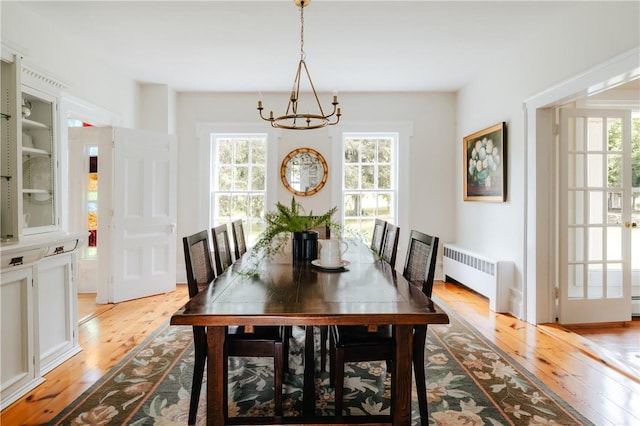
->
(552, 123), (560, 136)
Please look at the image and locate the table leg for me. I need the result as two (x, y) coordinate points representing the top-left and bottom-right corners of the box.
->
(392, 325), (413, 425)
(303, 325), (315, 416)
(207, 326), (226, 425)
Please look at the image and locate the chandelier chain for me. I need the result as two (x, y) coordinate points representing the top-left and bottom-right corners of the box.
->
(299, 3), (305, 60)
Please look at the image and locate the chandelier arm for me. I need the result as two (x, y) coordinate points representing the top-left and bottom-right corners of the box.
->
(300, 60), (327, 117)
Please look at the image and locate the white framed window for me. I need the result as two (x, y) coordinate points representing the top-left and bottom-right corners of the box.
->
(342, 132), (398, 242)
(209, 134), (268, 244)
(197, 123), (279, 246)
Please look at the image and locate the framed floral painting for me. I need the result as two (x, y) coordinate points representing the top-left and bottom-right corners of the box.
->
(464, 122), (507, 202)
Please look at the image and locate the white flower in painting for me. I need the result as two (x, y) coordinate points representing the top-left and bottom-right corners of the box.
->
(467, 135), (501, 185)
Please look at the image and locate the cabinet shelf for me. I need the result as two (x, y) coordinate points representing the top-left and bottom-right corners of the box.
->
(22, 118), (50, 130)
(21, 147), (50, 157)
(1, 112), (10, 120)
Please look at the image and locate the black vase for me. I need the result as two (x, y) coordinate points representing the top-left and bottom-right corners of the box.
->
(292, 230), (318, 261)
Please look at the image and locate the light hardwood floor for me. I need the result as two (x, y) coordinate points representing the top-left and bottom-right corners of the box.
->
(1, 282), (639, 425)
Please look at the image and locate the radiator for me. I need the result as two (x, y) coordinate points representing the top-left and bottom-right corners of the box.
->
(443, 244), (513, 313)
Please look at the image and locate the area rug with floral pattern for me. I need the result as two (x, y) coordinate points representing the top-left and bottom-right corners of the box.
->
(51, 297), (592, 425)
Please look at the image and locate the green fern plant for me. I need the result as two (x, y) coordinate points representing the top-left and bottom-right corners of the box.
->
(245, 197), (339, 269)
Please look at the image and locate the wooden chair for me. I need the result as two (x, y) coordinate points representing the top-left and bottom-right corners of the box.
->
(380, 223), (400, 268)
(370, 218), (387, 255)
(211, 224), (233, 276)
(402, 230), (439, 424)
(183, 230), (286, 423)
(329, 229), (438, 424)
(308, 216), (331, 239)
(231, 219), (247, 260)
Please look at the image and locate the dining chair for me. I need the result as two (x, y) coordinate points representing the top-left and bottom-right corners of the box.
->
(402, 230), (439, 423)
(380, 223), (400, 268)
(231, 219), (247, 261)
(370, 218), (387, 255)
(183, 230), (286, 423)
(329, 229), (439, 424)
(211, 224), (233, 276)
(308, 215), (331, 239)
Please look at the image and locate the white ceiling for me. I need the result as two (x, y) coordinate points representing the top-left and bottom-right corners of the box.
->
(11, 1), (595, 93)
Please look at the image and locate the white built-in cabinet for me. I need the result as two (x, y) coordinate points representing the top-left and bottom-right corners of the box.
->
(1, 50), (85, 409)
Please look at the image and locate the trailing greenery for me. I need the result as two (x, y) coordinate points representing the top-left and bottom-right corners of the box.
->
(240, 197), (339, 273)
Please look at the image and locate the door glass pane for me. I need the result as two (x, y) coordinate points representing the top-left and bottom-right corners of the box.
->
(587, 117), (603, 151)
(587, 154), (603, 187)
(569, 191), (584, 225)
(587, 264), (603, 299)
(607, 191), (623, 224)
(568, 153), (584, 187)
(607, 263), (623, 297)
(568, 227), (584, 262)
(607, 118), (622, 151)
(568, 117), (585, 151)
(588, 227), (603, 261)
(588, 192), (603, 224)
(607, 154), (622, 187)
(607, 227), (622, 261)
(568, 264), (584, 298)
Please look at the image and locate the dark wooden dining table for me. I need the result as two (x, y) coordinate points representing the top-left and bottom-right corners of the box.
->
(170, 239), (449, 425)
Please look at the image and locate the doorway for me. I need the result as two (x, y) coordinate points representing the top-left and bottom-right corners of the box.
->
(558, 105), (639, 323)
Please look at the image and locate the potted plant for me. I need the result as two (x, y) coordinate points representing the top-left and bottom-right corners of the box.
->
(251, 197), (339, 263)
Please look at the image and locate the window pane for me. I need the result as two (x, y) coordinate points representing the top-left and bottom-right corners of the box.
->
(378, 192), (393, 218)
(216, 194), (231, 217)
(361, 193), (377, 216)
(251, 165), (265, 190)
(231, 194), (247, 217)
(378, 139), (392, 163)
(378, 165), (391, 189)
(235, 139), (249, 164)
(233, 166), (248, 190)
(361, 139), (376, 163)
(344, 193), (359, 216)
(344, 139), (359, 163)
(344, 165), (359, 189)
(252, 140), (266, 164)
(217, 166), (232, 190)
(218, 139), (233, 163)
(361, 165), (375, 189)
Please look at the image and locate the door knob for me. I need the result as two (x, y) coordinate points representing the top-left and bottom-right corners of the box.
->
(625, 222), (638, 228)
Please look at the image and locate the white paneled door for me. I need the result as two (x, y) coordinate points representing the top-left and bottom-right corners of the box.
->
(559, 108), (636, 324)
(110, 128), (177, 303)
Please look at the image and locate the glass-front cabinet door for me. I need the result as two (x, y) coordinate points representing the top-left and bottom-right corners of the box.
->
(21, 87), (57, 234)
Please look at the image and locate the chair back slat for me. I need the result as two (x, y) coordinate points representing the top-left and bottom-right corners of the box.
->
(231, 219), (247, 260)
(211, 224), (233, 276)
(371, 218), (387, 254)
(380, 223), (400, 268)
(402, 230), (439, 297)
(183, 230), (216, 299)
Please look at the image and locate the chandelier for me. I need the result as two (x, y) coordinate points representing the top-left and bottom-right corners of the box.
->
(257, 0), (341, 130)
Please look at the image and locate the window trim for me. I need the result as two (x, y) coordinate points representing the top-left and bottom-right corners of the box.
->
(196, 123), (280, 232)
(329, 122), (412, 257)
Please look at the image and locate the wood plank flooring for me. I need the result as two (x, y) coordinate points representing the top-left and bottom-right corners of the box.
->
(1, 281), (639, 425)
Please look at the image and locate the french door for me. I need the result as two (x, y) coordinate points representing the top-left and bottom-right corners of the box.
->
(558, 108), (637, 324)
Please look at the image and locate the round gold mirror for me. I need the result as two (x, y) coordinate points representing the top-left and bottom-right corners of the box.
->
(280, 147), (328, 196)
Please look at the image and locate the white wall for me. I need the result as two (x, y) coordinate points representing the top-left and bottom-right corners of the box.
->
(176, 91), (457, 276)
(456, 1), (640, 321)
(1, 2), (138, 127)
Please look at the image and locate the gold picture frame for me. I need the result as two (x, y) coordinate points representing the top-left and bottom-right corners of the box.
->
(463, 122), (507, 202)
(280, 147), (328, 196)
